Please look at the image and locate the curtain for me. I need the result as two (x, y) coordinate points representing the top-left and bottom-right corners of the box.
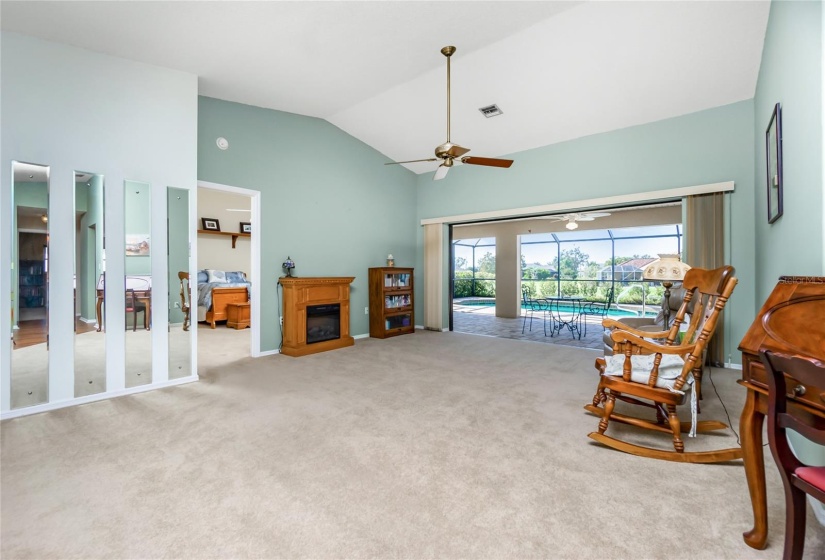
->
(685, 192), (726, 366)
(423, 223), (443, 331)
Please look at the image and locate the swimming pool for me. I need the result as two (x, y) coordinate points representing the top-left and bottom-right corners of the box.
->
(455, 299), (656, 318)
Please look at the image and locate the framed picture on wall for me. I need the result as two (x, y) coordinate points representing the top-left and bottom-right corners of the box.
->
(125, 234), (150, 256)
(201, 218), (220, 231)
(766, 102), (783, 224)
(240, 222), (252, 233)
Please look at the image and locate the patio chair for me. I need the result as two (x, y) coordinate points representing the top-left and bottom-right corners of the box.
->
(521, 286), (546, 333)
(581, 287), (614, 336)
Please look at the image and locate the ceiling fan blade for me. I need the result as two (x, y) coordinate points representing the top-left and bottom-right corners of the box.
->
(576, 217), (597, 221)
(385, 158), (439, 165)
(445, 144), (470, 158)
(433, 165), (450, 181)
(584, 212), (611, 218)
(460, 156), (514, 168)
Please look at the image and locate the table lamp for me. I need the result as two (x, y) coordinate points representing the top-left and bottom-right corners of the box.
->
(282, 256), (295, 277)
(642, 254), (691, 329)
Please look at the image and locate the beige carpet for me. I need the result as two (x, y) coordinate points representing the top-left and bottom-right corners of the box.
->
(1, 331), (822, 559)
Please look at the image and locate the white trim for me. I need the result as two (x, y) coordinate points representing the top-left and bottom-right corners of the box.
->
(724, 362), (743, 370)
(0, 375), (198, 420)
(196, 180), (262, 357)
(257, 349), (280, 357)
(420, 181), (735, 225)
(353, 333), (370, 340)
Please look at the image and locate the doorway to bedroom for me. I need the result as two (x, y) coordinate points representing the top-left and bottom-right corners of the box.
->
(196, 182), (261, 374)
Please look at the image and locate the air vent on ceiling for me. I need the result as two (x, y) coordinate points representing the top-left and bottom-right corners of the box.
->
(478, 104), (503, 118)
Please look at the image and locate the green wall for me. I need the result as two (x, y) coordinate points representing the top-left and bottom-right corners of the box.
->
(197, 96), (417, 351)
(753, 0), (823, 302)
(124, 180), (151, 276)
(167, 187), (189, 324)
(12, 181), (48, 326)
(754, 0), (824, 467)
(416, 101), (757, 361)
(77, 175), (104, 320)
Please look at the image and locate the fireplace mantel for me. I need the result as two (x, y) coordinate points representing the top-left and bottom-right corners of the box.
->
(279, 276), (355, 357)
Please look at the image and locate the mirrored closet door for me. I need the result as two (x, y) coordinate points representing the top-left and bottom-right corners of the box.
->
(167, 187), (191, 379)
(74, 171), (106, 397)
(125, 180), (152, 387)
(10, 161), (50, 408)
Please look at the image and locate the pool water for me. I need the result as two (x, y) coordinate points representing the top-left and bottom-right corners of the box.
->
(458, 300), (656, 318)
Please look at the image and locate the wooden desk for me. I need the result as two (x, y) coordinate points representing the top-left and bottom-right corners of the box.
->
(738, 276), (825, 550)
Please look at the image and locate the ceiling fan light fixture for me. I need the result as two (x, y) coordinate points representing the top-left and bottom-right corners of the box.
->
(566, 221), (578, 230)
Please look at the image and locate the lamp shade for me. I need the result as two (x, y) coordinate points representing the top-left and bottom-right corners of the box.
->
(642, 254), (691, 282)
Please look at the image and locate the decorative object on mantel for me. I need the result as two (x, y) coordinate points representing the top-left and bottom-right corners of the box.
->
(282, 256), (295, 277)
(387, 254), (395, 267)
(201, 217), (220, 231)
(766, 102), (783, 224)
(642, 254), (691, 329)
(240, 221), (251, 233)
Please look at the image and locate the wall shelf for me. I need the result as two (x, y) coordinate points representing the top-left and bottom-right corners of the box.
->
(197, 229), (250, 249)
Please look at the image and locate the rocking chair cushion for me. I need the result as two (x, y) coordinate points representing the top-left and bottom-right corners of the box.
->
(602, 354), (691, 392)
(602, 353), (698, 437)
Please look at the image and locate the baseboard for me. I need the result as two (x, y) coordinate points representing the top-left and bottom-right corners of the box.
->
(0, 375), (199, 420)
(724, 362), (743, 370)
(353, 333), (370, 340)
(257, 349), (280, 357)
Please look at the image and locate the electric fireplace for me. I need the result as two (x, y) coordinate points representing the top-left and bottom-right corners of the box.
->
(306, 304), (340, 344)
(278, 276), (355, 357)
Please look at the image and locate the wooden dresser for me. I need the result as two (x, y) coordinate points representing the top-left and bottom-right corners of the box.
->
(738, 276), (825, 550)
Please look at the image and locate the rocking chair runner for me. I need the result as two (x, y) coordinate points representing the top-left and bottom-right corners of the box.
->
(584, 265), (743, 463)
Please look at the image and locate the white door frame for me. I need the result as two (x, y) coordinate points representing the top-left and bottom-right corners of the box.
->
(196, 180), (262, 357)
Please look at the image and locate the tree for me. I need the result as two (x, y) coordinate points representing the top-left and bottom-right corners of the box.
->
(478, 252), (496, 275)
(551, 247), (591, 279)
(454, 256), (467, 270)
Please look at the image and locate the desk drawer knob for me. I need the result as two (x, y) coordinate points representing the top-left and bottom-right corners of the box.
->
(793, 384), (806, 397)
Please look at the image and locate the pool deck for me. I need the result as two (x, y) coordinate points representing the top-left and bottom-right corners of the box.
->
(452, 302), (606, 351)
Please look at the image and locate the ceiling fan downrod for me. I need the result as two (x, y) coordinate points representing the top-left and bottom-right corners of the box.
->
(441, 46), (455, 143)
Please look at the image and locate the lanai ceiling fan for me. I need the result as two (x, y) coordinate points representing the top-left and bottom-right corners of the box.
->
(385, 46), (514, 181)
(539, 212), (611, 230)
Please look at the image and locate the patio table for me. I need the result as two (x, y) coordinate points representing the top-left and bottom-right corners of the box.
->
(543, 296), (585, 339)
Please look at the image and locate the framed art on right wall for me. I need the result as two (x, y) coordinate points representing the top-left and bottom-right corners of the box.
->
(766, 102), (783, 224)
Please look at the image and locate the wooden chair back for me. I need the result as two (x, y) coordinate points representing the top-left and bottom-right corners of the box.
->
(178, 271), (191, 331)
(759, 350), (825, 560)
(760, 350), (825, 471)
(612, 265), (737, 391)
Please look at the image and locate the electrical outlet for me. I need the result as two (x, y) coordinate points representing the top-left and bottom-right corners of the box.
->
(365, 306), (369, 315)
(279, 316), (283, 326)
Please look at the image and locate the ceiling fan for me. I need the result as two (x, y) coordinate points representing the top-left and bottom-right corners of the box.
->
(385, 46), (514, 181)
(539, 212), (611, 230)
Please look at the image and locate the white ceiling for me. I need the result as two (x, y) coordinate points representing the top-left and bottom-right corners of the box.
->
(1, 1), (770, 174)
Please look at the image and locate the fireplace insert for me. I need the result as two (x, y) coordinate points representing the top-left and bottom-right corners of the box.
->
(306, 304), (340, 344)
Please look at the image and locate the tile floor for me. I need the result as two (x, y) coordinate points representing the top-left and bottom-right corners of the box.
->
(451, 303), (606, 351)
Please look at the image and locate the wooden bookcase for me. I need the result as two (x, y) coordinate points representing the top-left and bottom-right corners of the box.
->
(369, 267), (414, 338)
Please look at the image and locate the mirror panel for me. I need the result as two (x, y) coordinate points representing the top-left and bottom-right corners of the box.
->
(74, 172), (106, 396)
(125, 180), (152, 387)
(10, 161), (50, 408)
(168, 187), (191, 379)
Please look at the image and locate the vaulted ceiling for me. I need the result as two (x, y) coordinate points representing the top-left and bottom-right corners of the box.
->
(1, 1), (770, 174)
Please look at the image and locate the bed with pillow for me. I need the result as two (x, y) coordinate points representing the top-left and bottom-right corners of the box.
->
(197, 269), (251, 328)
